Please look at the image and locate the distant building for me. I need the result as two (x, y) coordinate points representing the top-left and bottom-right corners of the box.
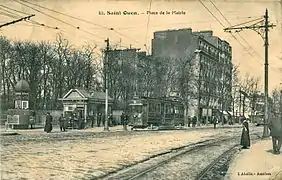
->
(59, 88), (114, 126)
(151, 28), (232, 120)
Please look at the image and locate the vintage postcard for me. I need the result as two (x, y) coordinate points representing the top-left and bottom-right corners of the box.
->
(0, 0), (281, 179)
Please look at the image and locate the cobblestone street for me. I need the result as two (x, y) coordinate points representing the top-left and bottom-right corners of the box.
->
(0, 126), (260, 180)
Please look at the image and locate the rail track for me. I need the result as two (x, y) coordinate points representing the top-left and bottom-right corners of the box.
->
(195, 144), (241, 180)
(196, 136), (261, 180)
(98, 132), (261, 180)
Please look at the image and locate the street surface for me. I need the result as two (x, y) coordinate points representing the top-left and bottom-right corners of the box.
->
(1, 125), (262, 180)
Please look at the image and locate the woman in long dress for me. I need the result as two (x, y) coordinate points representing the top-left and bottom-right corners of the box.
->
(240, 119), (250, 149)
(44, 112), (53, 133)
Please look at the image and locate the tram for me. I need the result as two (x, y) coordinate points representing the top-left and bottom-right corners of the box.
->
(127, 96), (184, 129)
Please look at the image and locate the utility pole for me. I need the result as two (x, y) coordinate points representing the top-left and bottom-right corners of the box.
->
(0, 14), (35, 28)
(104, 38), (110, 131)
(224, 9), (276, 138)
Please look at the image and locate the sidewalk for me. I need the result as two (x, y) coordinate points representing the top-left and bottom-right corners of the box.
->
(225, 138), (282, 180)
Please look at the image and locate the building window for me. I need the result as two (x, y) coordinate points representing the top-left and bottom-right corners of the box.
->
(15, 100), (21, 109)
(22, 101), (29, 109)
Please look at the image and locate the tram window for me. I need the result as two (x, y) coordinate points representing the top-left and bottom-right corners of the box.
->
(157, 104), (160, 112)
(175, 106), (179, 114)
(143, 105), (147, 113)
(131, 105), (142, 113)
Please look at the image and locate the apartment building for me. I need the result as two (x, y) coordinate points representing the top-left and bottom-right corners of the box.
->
(151, 28), (233, 119)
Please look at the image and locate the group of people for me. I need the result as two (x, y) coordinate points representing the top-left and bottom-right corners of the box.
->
(187, 116), (219, 128)
(44, 112), (68, 133)
(44, 113), (84, 133)
(240, 117), (282, 154)
(44, 111), (130, 133)
(187, 116), (198, 127)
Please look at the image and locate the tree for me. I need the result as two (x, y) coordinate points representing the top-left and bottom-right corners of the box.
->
(271, 87), (282, 118)
(231, 64), (240, 119)
(0, 34), (101, 111)
(176, 54), (196, 125)
(239, 73), (260, 119)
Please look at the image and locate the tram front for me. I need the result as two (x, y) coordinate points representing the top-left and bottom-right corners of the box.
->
(128, 99), (145, 128)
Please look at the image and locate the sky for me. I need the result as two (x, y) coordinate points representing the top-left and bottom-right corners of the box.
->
(0, 0), (281, 93)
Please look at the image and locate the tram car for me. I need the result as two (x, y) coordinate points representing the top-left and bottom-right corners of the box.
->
(127, 96), (184, 129)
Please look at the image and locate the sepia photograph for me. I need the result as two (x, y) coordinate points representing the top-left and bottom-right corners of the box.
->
(0, 0), (281, 179)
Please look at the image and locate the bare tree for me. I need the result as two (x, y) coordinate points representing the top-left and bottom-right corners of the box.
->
(176, 54), (195, 125)
(0, 34), (101, 111)
(271, 87), (282, 118)
(239, 73), (260, 119)
(231, 64), (240, 120)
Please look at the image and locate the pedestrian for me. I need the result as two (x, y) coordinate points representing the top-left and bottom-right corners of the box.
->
(121, 112), (127, 131)
(192, 116), (197, 127)
(91, 115), (95, 128)
(268, 117), (282, 154)
(44, 112), (53, 133)
(78, 115), (83, 130)
(240, 119), (250, 149)
(102, 113), (105, 126)
(108, 113), (113, 127)
(212, 116), (217, 129)
(188, 117), (191, 127)
(58, 114), (64, 132)
(63, 115), (68, 131)
(29, 115), (35, 129)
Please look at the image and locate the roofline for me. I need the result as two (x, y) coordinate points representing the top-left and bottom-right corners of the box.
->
(62, 89), (86, 99)
(58, 98), (88, 101)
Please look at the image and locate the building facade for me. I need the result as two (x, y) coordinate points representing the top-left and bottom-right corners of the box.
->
(151, 28), (233, 121)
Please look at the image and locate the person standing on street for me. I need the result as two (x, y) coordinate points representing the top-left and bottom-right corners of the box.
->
(188, 117), (191, 127)
(212, 116), (217, 129)
(192, 116), (197, 127)
(44, 112), (53, 133)
(121, 112), (127, 131)
(97, 112), (101, 127)
(240, 119), (250, 149)
(268, 117), (282, 154)
(58, 114), (64, 132)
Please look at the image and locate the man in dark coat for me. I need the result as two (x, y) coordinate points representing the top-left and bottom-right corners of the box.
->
(188, 117), (191, 127)
(268, 118), (282, 154)
(192, 116), (197, 127)
(108, 113), (113, 127)
(58, 114), (64, 132)
(240, 120), (250, 149)
(97, 112), (102, 127)
(121, 112), (127, 131)
(212, 116), (217, 129)
(44, 112), (53, 133)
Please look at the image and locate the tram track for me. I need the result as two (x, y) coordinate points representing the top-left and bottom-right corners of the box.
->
(97, 130), (262, 180)
(195, 136), (262, 180)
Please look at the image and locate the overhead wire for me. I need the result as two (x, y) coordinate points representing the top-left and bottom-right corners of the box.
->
(210, 0), (281, 73)
(13, 0), (105, 43)
(208, 0), (265, 61)
(115, 16), (264, 31)
(206, 0), (281, 74)
(17, 0), (142, 48)
(198, 0), (264, 66)
(0, 6), (61, 30)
